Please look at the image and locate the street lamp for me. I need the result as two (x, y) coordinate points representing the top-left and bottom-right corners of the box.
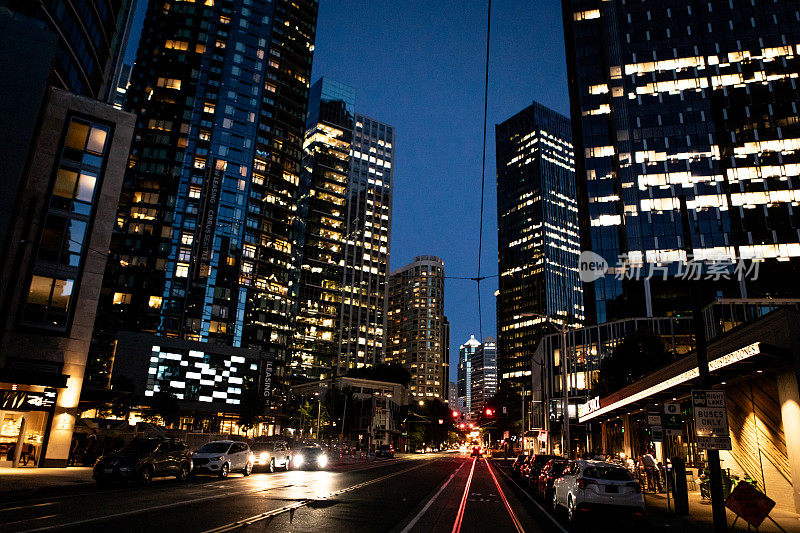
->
(520, 312), (571, 458)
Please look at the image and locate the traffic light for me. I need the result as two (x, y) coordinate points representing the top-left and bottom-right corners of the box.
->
(438, 419), (444, 425)
(452, 410), (459, 418)
(485, 408), (493, 416)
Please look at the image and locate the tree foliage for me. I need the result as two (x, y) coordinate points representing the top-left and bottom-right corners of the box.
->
(345, 364), (412, 387)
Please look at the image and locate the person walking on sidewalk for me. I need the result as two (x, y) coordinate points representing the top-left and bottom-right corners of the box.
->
(642, 450), (661, 492)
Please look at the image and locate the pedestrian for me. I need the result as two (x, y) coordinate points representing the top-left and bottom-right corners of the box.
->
(642, 449), (659, 492)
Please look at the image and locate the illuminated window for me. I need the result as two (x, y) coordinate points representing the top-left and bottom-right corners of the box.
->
(157, 77), (182, 90)
(148, 296), (163, 308)
(175, 263), (189, 278)
(113, 292), (132, 305)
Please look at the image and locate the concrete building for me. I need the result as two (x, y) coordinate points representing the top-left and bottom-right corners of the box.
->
(0, 88), (135, 466)
(386, 256), (447, 400)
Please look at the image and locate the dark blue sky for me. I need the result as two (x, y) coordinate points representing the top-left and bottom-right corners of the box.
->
(126, 0), (570, 383)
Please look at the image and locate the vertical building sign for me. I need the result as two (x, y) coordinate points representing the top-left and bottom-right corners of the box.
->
(193, 160), (224, 279)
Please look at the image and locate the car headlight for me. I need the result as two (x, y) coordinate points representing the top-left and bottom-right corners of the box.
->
(259, 452), (269, 462)
(295, 454), (304, 467)
(317, 455), (328, 468)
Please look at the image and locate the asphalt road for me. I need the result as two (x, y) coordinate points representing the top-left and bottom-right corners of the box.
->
(0, 452), (552, 533)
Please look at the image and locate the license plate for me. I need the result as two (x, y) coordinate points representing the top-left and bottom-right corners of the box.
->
(104, 468), (113, 474)
(605, 485), (619, 493)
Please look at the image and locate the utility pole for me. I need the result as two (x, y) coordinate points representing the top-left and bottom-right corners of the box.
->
(561, 325), (570, 458)
(680, 195), (726, 533)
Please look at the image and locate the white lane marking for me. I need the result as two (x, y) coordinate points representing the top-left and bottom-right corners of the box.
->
(494, 462), (568, 533)
(451, 458), (477, 533)
(399, 459), (468, 533)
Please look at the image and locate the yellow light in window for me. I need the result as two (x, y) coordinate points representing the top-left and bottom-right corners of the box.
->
(148, 296), (163, 309)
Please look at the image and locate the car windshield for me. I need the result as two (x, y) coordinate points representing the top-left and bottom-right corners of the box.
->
(551, 462), (569, 475)
(300, 447), (323, 455)
(584, 466), (633, 481)
(197, 442), (231, 454)
(123, 439), (160, 453)
(250, 443), (270, 451)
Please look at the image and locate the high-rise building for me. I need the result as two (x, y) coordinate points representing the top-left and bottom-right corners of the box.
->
(293, 78), (354, 381)
(0, 0), (135, 100)
(88, 0), (319, 420)
(495, 101), (584, 393)
(337, 113), (394, 371)
(457, 335), (480, 419)
(293, 79), (395, 380)
(386, 256), (447, 400)
(470, 336), (498, 419)
(562, 0), (800, 324)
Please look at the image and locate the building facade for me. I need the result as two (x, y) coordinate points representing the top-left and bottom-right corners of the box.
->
(386, 256), (447, 400)
(88, 0), (319, 419)
(470, 336), (498, 420)
(563, 0), (800, 324)
(0, 87), (135, 466)
(293, 79), (395, 380)
(457, 335), (480, 419)
(0, 0), (135, 101)
(495, 101), (584, 395)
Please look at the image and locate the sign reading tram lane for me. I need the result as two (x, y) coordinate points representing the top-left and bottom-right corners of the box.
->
(692, 389), (732, 450)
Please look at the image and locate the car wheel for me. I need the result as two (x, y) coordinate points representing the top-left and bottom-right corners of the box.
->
(268, 459), (275, 473)
(552, 491), (559, 511)
(567, 495), (577, 524)
(243, 462), (253, 476)
(219, 463), (229, 479)
(177, 463), (190, 482)
(138, 465), (153, 485)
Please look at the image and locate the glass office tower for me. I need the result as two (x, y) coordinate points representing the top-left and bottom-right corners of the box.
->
(495, 101), (584, 393)
(337, 114), (394, 371)
(563, 0), (800, 323)
(457, 335), (480, 419)
(470, 336), (497, 420)
(0, 0), (135, 100)
(89, 0), (319, 414)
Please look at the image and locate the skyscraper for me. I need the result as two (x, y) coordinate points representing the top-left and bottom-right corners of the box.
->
(88, 0), (319, 417)
(386, 256), (447, 400)
(0, 0), (135, 100)
(470, 336), (498, 419)
(293, 78), (354, 381)
(457, 335), (480, 419)
(293, 79), (394, 381)
(563, 0), (800, 324)
(337, 113), (394, 371)
(495, 101), (584, 393)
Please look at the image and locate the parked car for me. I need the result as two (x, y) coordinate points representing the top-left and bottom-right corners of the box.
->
(522, 454), (559, 486)
(191, 440), (253, 478)
(375, 444), (395, 459)
(536, 458), (570, 501)
(293, 446), (329, 469)
(511, 453), (529, 477)
(250, 441), (291, 473)
(552, 460), (645, 524)
(93, 437), (192, 485)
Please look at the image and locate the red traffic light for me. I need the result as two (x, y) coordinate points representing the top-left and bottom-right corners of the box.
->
(485, 408), (493, 416)
(459, 423), (465, 429)
(452, 410), (459, 418)
(438, 419), (444, 425)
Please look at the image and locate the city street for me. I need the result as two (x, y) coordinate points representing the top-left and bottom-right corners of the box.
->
(0, 452), (547, 533)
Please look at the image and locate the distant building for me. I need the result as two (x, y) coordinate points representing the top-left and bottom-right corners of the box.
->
(495, 101), (584, 396)
(386, 256), (447, 400)
(457, 335), (480, 419)
(470, 337), (498, 419)
(448, 381), (458, 411)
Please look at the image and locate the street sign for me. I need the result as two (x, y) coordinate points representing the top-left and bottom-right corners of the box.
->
(692, 390), (730, 436)
(665, 429), (685, 437)
(651, 425), (663, 442)
(664, 403), (681, 415)
(697, 436), (732, 450)
(647, 413), (661, 426)
(726, 482), (776, 528)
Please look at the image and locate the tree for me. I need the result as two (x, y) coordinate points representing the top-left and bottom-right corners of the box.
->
(147, 392), (181, 427)
(593, 329), (673, 396)
(345, 364), (412, 387)
(238, 379), (264, 433)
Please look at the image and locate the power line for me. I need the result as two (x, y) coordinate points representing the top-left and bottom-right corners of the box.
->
(475, 0), (492, 341)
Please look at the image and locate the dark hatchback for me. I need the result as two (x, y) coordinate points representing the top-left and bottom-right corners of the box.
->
(375, 444), (395, 458)
(536, 458), (570, 501)
(93, 437), (193, 485)
(293, 446), (329, 469)
(522, 454), (559, 486)
(511, 453), (529, 477)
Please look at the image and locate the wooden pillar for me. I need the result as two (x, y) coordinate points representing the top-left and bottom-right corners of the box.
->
(622, 414), (632, 459)
(777, 370), (800, 513)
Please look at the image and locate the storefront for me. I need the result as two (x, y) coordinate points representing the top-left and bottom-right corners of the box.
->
(0, 388), (57, 467)
(578, 308), (800, 512)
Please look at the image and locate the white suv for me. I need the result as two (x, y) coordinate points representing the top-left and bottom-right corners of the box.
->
(552, 460), (644, 523)
(191, 440), (254, 478)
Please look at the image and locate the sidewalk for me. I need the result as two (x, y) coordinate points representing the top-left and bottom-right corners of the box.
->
(645, 490), (800, 532)
(0, 466), (94, 499)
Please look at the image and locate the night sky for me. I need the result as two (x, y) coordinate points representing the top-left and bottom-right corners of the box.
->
(126, 0), (570, 383)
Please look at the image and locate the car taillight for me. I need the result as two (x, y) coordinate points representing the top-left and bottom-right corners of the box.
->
(627, 481), (641, 493)
(577, 478), (597, 490)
